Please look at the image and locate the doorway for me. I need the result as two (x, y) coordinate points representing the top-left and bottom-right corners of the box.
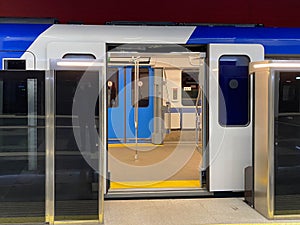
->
(106, 50), (204, 194)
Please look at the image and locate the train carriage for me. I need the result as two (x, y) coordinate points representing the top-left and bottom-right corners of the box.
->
(0, 20), (300, 223)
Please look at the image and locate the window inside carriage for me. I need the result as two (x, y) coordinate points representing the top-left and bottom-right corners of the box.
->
(181, 70), (199, 106)
(107, 68), (119, 108)
(131, 67), (149, 108)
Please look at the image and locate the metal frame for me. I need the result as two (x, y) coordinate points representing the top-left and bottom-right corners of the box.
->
(98, 60), (106, 224)
(250, 60), (300, 219)
(45, 69), (55, 224)
(268, 68), (275, 218)
(46, 58), (105, 224)
(198, 57), (207, 178)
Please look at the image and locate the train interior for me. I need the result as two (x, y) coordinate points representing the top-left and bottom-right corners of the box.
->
(105, 44), (206, 195)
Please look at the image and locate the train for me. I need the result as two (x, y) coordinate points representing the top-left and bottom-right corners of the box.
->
(0, 19), (300, 222)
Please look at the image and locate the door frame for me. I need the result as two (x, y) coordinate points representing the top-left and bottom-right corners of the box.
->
(45, 58), (106, 224)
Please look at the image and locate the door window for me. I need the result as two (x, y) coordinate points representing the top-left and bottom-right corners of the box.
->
(131, 67), (149, 107)
(218, 55), (250, 126)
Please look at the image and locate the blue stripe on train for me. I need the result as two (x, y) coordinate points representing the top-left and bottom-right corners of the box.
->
(0, 24), (52, 69)
(187, 26), (300, 55)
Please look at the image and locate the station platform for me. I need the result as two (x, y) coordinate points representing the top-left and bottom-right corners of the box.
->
(5, 197), (300, 225)
(101, 198), (300, 225)
(102, 197), (300, 225)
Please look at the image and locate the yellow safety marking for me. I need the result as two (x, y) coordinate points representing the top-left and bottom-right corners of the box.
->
(108, 143), (163, 148)
(54, 216), (98, 221)
(110, 180), (201, 189)
(275, 211), (300, 217)
(54, 219), (100, 224)
(0, 217), (44, 223)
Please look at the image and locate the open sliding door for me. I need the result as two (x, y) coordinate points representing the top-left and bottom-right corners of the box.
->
(208, 44), (264, 191)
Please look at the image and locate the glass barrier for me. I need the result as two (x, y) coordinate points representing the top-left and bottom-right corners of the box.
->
(0, 71), (45, 223)
(275, 72), (300, 215)
(54, 70), (99, 220)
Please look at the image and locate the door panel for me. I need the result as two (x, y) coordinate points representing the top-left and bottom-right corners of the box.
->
(208, 44), (264, 191)
(54, 70), (99, 221)
(108, 66), (154, 143)
(126, 67), (154, 141)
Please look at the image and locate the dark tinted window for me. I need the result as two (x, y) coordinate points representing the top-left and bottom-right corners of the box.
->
(131, 67), (149, 107)
(274, 72), (300, 214)
(55, 70), (99, 220)
(0, 71), (44, 115)
(219, 55), (250, 126)
(279, 72), (300, 113)
(107, 68), (119, 107)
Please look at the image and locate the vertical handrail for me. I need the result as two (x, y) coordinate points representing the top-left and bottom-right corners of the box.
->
(132, 56), (140, 160)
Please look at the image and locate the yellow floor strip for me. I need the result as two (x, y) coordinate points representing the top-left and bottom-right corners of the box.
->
(108, 143), (163, 148)
(110, 180), (201, 189)
(0, 217), (44, 223)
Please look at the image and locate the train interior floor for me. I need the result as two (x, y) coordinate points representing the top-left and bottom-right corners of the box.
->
(108, 130), (202, 189)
